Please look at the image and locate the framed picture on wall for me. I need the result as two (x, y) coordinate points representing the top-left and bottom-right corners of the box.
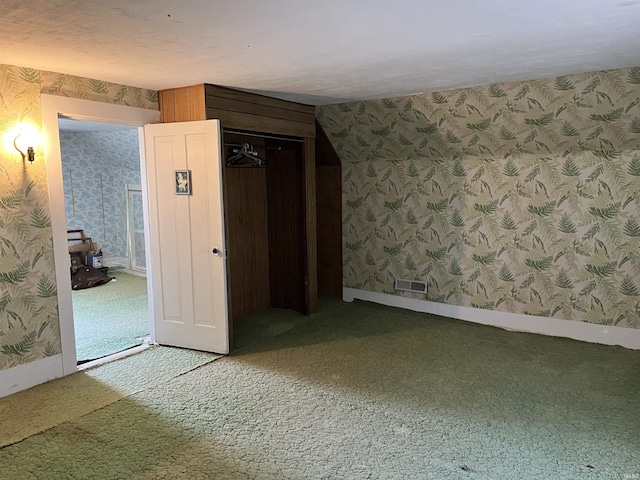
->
(175, 170), (191, 195)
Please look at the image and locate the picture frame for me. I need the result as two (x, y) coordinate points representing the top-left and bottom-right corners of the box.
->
(175, 170), (191, 195)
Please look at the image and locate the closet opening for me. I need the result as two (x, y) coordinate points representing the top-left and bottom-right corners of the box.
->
(222, 129), (308, 349)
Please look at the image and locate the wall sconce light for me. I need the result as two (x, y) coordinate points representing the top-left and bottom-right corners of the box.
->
(14, 132), (35, 163)
(3, 123), (40, 164)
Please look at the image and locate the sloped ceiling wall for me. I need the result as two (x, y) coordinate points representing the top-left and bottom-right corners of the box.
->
(317, 66), (640, 328)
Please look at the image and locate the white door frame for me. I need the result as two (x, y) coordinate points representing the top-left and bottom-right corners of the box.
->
(41, 95), (160, 377)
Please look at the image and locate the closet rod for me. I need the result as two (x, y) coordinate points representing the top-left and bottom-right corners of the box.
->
(223, 129), (305, 143)
(224, 142), (282, 151)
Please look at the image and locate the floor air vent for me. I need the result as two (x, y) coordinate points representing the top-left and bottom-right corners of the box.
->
(395, 279), (427, 294)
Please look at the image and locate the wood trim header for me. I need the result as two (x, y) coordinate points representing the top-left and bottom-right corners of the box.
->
(158, 83), (317, 139)
(158, 84), (206, 122)
(205, 84), (316, 138)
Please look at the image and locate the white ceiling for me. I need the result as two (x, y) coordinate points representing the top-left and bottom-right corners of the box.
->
(2, 1), (640, 105)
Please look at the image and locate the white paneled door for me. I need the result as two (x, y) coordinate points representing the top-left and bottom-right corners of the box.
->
(144, 120), (229, 354)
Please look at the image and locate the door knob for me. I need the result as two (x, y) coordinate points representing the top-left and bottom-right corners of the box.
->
(212, 248), (219, 254)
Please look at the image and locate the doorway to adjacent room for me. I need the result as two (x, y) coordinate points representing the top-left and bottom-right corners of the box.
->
(58, 118), (151, 364)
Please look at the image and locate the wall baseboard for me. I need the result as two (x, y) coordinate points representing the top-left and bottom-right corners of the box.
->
(343, 288), (640, 350)
(122, 268), (147, 278)
(0, 355), (64, 398)
(103, 256), (128, 268)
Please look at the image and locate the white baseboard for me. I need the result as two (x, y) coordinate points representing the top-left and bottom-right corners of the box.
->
(102, 256), (128, 268)
(343, 288), (640, 350)
(0, 355), (65, 398)
(122, 268), (147, 278)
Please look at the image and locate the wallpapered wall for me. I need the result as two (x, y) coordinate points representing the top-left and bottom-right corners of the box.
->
(61, 130), (142, 259)
(0, 63), (157, 372)
(317, 66), (640, 329)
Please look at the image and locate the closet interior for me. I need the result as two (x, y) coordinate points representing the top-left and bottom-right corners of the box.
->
(222, 130), (306, 319)
(157, 84), (340, 332)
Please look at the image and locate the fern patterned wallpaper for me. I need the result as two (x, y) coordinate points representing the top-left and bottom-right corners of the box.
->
(317, 66), (640, 329)
(61, 130), (142, 259)
(0, 63), (157, 372)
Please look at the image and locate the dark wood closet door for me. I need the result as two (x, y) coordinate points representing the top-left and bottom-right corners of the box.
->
(266, 139), (306, 313)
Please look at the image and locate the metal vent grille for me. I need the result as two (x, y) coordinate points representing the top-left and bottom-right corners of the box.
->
(395, 279), (427, 293)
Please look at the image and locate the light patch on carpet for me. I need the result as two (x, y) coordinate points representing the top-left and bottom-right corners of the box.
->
(73, 271), (149, 362)
(0, 346), (221, 448)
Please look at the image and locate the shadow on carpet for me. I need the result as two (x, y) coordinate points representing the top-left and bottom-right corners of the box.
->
(231, 297), (349, 351)
(0, 346), (221, 448)
(227, 300), (640, 478)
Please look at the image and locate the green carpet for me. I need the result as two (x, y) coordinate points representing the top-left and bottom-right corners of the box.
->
(232, 297), (348, 351)
(0, 346), (221, 448)
(73, 271), (149, 362)
(1, 300), (639, 479)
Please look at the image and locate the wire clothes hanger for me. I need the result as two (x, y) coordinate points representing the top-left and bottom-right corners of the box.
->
(226, 143), (267, 168)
